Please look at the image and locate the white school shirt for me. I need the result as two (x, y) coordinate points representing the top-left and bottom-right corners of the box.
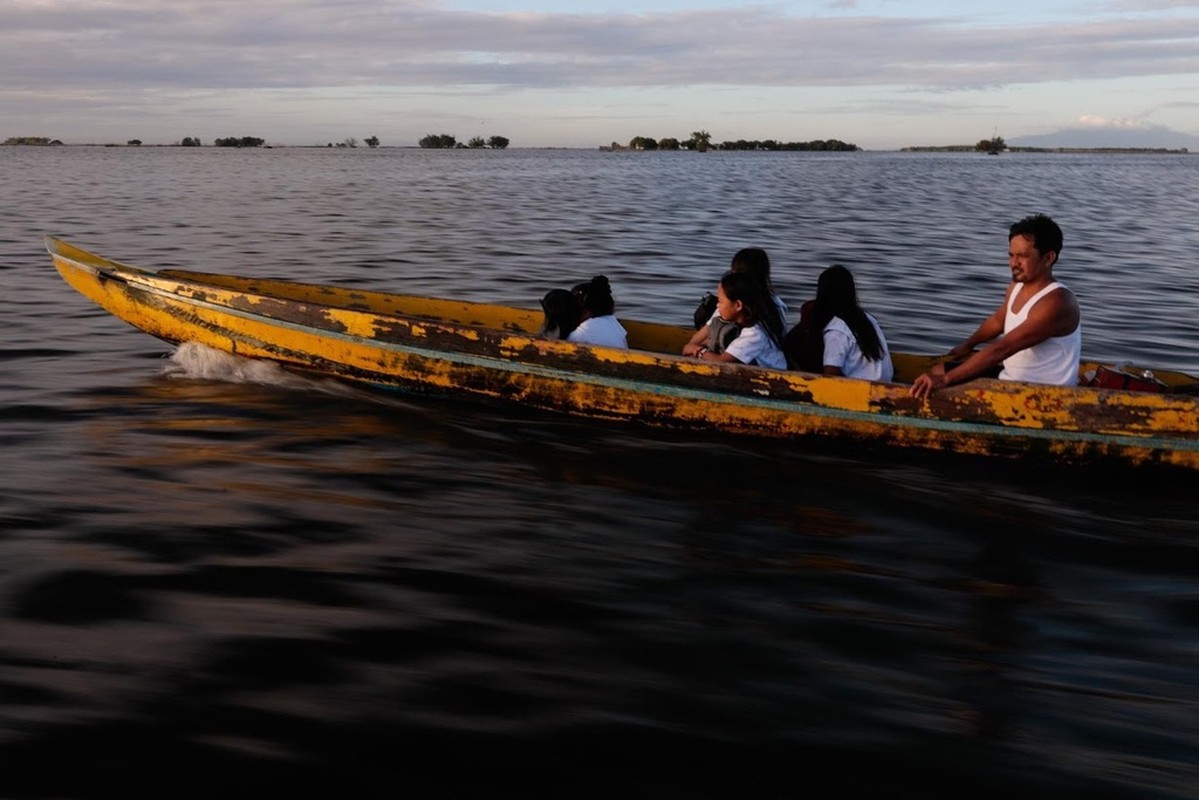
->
(822, 314), (894, 382)
(568, 315), (629, 349)
(724, 323), (787, 370)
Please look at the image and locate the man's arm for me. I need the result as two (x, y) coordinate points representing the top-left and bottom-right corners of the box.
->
(911, 286), (1078, 399)
(946, 304), (1006, 361)
(909, 292), (1009, 398)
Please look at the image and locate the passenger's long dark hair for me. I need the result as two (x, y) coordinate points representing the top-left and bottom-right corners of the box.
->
(808, 265), (884, 361)
(730, 247), (774, 293)
(539, 288), (582, 339)
(572, 275), (616, 317)
(719, 270), (784, 347)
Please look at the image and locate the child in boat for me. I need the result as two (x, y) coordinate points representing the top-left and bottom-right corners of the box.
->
(690, 270), (787, 369)
(538, 288), (582, 340)
(683, 247), (787, 358)
(568, 275), (629, 349)
(784, 264), (893, 381)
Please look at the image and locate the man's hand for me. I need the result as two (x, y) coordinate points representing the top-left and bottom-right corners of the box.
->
(910, 363), (947, 400)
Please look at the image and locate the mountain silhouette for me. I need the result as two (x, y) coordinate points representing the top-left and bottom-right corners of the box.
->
(1009, 125), (1199, 150)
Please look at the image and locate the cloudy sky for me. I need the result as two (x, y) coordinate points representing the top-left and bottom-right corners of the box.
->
(4, 0), (1198, 149)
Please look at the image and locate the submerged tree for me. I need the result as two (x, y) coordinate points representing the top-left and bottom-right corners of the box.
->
(3, 136), (55, 145)
(213, 136), (265, 148)
(976, 136), (1006, 153)
(418, 133), (458, 149)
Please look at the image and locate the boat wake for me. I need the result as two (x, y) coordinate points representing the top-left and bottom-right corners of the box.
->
(162, 339), (382, 401)
(162, 341), (314, 388)
(161, 341), (429, 413)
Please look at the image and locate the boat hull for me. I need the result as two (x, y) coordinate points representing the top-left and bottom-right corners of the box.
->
(46, 235), (1199, 471)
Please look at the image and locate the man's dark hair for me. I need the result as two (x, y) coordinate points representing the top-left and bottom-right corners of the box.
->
(1009, 213), (1063, 257)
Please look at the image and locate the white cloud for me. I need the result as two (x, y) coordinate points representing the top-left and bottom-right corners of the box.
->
(1098, 0), (1199, 10)
(3, 3), (1198, 94)
(3, 1), (1198, 148)
(1076, 114), (1149, 128)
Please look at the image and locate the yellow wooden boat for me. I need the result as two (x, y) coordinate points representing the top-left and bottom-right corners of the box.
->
(46, 235), (1199, 471)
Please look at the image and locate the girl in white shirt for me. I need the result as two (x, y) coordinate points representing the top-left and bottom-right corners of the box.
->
(793, 265), (893, 381)
(684, 247), (788, 358)
(567, 275), (629, 349)
(687, 270), (787, 370)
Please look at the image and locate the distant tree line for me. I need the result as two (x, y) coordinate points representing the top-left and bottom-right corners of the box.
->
(213, 136), (266, 148)
(616, 130), (858, 152)
(418, 133), (510, 149)
(902, 136), (1008, 154)
(3, 136), (62, 145)
(718, 138), (858, 151)
(609, 128), (853, 152)
(605, 130), (709, 152)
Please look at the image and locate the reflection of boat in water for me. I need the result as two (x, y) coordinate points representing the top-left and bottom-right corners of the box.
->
(46, 235), (1199, 472)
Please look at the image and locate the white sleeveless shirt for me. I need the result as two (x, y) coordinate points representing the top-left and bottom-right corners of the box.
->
(998, 281), (1081, 385)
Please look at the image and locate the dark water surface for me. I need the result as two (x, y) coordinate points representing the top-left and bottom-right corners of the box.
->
(2, 147), (1198, 797)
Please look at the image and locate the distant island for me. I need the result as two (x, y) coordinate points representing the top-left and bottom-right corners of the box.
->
(904, 135), (1189, 154)
(904, 145), (1190, 154)
(3, 136), (65, 146)
(601, 130), (858, 152)
(2, 134), (512, 149)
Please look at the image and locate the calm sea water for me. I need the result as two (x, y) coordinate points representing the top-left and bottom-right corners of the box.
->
(2, 146), (1198, 797)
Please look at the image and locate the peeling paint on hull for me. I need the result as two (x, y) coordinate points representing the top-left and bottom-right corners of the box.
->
(46, 236), (1199, 472)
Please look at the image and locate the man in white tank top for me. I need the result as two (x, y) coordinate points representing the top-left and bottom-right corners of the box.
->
(911, 214), (1081, 399)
